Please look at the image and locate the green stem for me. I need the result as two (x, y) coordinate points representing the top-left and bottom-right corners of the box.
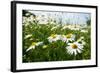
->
(74, 55), (76, 60)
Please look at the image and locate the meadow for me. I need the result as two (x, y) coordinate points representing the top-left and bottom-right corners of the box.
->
(22, 11), (91, 63)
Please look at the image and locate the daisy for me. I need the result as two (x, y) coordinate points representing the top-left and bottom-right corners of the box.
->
(24, 34), (32, 39)
(61, 25), (68, 30)
(65, 33), (75, 42)
(26, 42), (36, 52)
(70, 27), (80, 31)
(35, 42), (43, 46)
(26, 41), (43, 52)
(42, 45), (48, 49)
(25, 13), (30, 17)
(29, 15), (35, 22)
(51, 26), (57, 31)
(51, 25), (60, 31)
(22, 17), (27, 24)
(23, 22), (30, 26)
(47, 34), (61, 43)
(80, 30), (88, 33)
(66, 42), (84, 55)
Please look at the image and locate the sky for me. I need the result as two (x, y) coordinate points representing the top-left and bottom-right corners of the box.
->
(28, 10), (91, 25)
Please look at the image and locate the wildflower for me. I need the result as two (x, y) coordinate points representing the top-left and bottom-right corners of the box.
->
(66, 42), (84, 55)
(29, 15), (35, 22)
(35, 42), (43, 46)
(81, 30), (88, 33)
(65, 33), (75, 42)
(70, 27), (80, 31)
(25, 13), (30, 17)
(42, 45), (48, 49)
(22, 17), (27, 24)
(61, 25), (68, 30)
(24, 34), (32, 39)
(26, 42), (43, 52)
(47, 34), (61, 43)
(26, 42), (36, 52)
(51, 26), (57, 31)
(51, 25), (59, 31)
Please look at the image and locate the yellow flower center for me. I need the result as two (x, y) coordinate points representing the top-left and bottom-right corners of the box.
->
(62, 35), (65, 37)
(43, 45), (48, 49)
(71, 44), (78, 49)
(51, 34), (57, 38)
(32, 42), (36, 46)
(66, 34), (72, 38)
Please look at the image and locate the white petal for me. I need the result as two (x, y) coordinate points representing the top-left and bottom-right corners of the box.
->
(36, 42), (43, 46)
(49, 40), (53, 43)
(76, 49), (82, 53)
(78, 45), (83, 50)
(24, 34), (32, 39)
(67, 46), (74, 55)
(67, 43), (72, 45)
(48, 37), (53, 43)
(67, 49), (73, 55)
(32, 46), (35, 49)
(73, 50), (77, 55)
(71, 50), (74, 55)
(26, 46), (35, 52)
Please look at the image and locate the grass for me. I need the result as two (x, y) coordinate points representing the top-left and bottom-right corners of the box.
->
(22, 23), (91, 63)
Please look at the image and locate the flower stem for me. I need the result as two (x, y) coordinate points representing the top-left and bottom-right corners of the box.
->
(74, 55), (76, 60)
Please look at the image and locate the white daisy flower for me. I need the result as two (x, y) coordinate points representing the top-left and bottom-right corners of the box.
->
(51, 26), (58, 31)
(47, 34), (61, 43)
(25, 13), (30, 17)
(51, 25), (60, 31)
(70, 27), (80, 31)
(26, 45), (35, 52)
(26, 18), (30, 22)
(26, 42), (36, 52)
(42, 45), (48, 49)
(26, 42), (43, 52)
(80, 30), (88, 33)
(23, 22), (30, 26)
(61, 25), (68, 30)
(65, 33), (75, 42)
(66, 42), (84, 55)
(29, 15), (35, 22)
(24, 34), (32, 39)
(23, 17), (27, 24)
(35, 42), (43, 46)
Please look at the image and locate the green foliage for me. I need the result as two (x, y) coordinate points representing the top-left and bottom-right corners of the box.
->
(22, 23), (91, 63)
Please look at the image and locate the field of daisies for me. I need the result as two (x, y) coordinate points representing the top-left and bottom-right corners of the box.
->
(22, 10), (91, 62)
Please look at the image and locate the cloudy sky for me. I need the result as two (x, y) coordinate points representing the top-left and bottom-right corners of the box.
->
(28, 10), (91, 25)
